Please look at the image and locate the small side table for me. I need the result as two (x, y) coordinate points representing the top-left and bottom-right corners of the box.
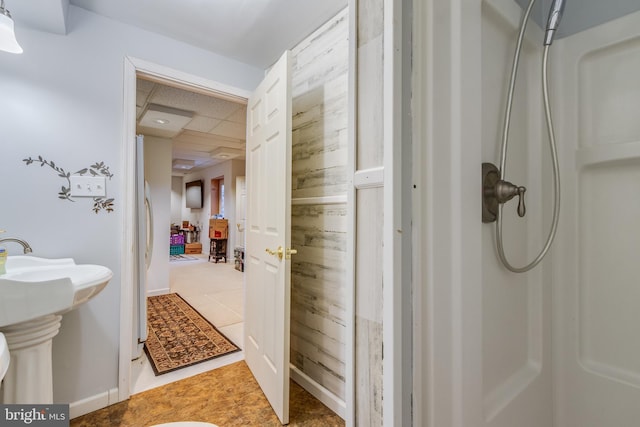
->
(209, 239), (227, 263)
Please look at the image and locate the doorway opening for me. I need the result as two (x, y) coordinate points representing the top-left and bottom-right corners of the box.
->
(210, 177), (224, 217)
(119, 55), (251, 399)
(120, 55), (350, 425)
(131, 75), (248, 393)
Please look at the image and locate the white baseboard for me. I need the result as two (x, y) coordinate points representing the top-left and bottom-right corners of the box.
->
(69, 387), (119, 419)
(290, 364), (346, 420)
(146, 288), (170, 297)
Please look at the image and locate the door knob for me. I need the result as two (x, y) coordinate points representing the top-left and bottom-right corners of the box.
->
(265, 246), (284, 260)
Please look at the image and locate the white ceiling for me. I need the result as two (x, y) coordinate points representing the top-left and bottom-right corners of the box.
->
(6, 0), (347, 175)
(9, 1), (347, 68)
(68, 0), (348, 69)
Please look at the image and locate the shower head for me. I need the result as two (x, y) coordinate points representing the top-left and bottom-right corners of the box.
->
(544, 0), (566, 45)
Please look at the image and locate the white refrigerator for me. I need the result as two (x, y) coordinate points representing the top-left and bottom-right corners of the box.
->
(133, 134), (153, 358)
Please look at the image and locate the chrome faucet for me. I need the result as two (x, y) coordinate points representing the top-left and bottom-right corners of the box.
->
(0, 238), (33, 254)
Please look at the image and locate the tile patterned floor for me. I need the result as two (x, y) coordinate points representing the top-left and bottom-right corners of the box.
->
(171, 257), (244, 328)
(71, 361), (344, 427)
(132, 258), (245, 395)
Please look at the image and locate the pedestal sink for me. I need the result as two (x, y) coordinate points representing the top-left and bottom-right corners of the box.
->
(0, 332), (8, 382)
(0, 256), (113, 404)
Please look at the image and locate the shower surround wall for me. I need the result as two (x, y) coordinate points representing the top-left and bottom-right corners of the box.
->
(480, 1), (555, 425)
(416, 0), (640, 426)
(552, 9), (640, 427)
(289, 8), (349, 414)
(480, 2), (640, 425)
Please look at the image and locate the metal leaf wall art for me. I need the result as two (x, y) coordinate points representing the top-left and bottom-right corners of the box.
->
(23, 156), (116, 214)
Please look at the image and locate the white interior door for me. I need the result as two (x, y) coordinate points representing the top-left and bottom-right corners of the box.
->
(244, 50), (292, 425)
(553, 12), (640, 427)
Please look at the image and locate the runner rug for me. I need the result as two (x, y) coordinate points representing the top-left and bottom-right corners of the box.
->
(144, 293), (240, 375)
(169, 254), (198, 262)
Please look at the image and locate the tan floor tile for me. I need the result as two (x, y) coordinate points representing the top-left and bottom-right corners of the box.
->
(71, 361), (343, 427)
(207, 288), (244, 315)
(184, 298), (242, 328)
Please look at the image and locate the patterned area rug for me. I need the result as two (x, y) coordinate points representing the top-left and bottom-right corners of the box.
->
(145, 293), (240, 375)
(169, 254), (198, 262)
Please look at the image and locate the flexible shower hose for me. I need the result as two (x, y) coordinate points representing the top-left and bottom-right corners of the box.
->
(495, 0), (561, 273)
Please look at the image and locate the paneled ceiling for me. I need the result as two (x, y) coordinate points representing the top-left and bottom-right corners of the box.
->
(136, 78), (247, 175)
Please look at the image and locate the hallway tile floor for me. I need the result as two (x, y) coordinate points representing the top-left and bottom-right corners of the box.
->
(171, 256), (244, 328)
(132, 256), (245, 394)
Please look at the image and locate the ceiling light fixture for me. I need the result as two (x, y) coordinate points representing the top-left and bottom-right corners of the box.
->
(172, 159), (196, 170)
(138, 104), (193, 136)
(210, 147), (244, 160)
(0, 0), (22, 54)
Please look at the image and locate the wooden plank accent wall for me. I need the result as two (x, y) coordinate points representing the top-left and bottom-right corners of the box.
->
(290, 8), (349, 403)
(355, 0), (385, 424)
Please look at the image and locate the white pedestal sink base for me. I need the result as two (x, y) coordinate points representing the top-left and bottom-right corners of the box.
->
(0, 314), (61, 404)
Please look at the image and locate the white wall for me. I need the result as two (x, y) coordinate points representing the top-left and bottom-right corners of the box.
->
(182, 159), (246, 259)
(170, 176), (183, 226)
(144, 136), (172, 295)
(0, 5), (261, 405)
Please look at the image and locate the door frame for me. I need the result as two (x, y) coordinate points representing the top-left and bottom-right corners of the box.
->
(118, 56), (250, 400)
(118, 55), (358, 426)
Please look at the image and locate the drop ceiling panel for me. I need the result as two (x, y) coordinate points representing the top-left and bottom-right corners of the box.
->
(136, 80), (155, 112)
(138, 126), (179, 139)
(137, 79), (155, 94)
(136, 78), (247, 174)
(225, 105), (248, 124)
(184, 116), (222, 133)
(174, 130), (245, 149)
(150, 86), (242, 120)
(171, 141), (217, 154)
(211, 120), (246, 139)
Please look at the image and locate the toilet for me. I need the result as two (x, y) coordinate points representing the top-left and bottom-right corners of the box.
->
(152, 423), (218, 427)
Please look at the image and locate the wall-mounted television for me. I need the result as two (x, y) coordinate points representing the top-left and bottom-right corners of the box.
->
(185, 180), (203, 209)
